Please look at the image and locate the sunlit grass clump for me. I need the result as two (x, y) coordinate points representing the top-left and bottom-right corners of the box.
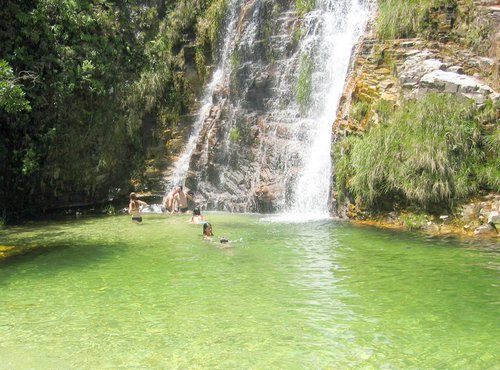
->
(376, 0), (456, 40)
(334, 93), (499, 212)
(195, 0), (229, 80)
(295, 0), (316, 17)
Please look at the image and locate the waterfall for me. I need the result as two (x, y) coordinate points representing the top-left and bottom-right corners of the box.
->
(167, 0), (242, 189)
(287, 0), (374, 217)
(166, 0), (374, 215)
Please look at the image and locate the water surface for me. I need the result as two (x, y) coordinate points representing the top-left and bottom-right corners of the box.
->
(0, 213), (498, 368)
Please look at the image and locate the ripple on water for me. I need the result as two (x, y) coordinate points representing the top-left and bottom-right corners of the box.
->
(0, 213), (498, 368)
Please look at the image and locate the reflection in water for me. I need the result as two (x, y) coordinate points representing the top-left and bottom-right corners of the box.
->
(0, 213), (498, 368)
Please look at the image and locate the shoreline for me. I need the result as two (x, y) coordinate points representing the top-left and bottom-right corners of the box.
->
(350, 217), (499, 242)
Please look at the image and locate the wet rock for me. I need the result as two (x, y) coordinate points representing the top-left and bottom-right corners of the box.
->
(418, 70), (494, 103)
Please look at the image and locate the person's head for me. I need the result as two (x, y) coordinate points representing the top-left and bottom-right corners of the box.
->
(187, 190), (194, 197)
(178, 185), (183, 191)
(193, 207), (201, 216)
(203, 222), (213, 236)
(130, 192), (137, 200)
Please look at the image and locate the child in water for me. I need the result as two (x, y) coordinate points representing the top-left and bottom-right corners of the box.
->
(190, 207), (206, 224)
(203, 222), (214, 240)
(128, 192), (149, 223)
(203, 222), (229, 244)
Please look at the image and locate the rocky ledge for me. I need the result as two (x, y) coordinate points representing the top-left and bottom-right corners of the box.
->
(333, 1), (499, 240)
(350, 194), (499, 240)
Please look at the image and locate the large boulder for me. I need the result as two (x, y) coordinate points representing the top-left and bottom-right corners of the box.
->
(418, 69), (494, 103)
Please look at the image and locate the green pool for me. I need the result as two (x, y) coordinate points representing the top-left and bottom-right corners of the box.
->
(0, 213), (498, 368)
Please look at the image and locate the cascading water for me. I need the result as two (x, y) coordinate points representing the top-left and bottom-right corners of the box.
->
(167, 0), (374, 215)
(287, 0), (375, 217)
(168, 72), (222, 187)
(166, 0), (242, 189)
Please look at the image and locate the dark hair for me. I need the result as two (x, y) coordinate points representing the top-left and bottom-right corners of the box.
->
(129, 192), (137, 200)
(193, 207), (201, 216)
(203, 222), (213, 236)
(187, 190), (194, 196)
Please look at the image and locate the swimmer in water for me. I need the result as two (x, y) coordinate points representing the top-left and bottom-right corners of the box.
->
(190, 207), (206, 224)
(203, 222), (214, 240)
(203, 222), (231, 246)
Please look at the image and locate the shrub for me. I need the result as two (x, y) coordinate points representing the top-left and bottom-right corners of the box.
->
(195, 0), (229, 80)
(295, 0), (316, 17)
(351, 100), (371, 123)
(334, 93), (497, 212)
(401, 213), (428, 230)
(229, 127), (240, 143)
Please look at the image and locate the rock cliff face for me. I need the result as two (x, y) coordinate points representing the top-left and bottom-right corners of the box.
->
(184, 0), (302, 212)
(167, 0), (374, 213)
(332, 0), (499, 236)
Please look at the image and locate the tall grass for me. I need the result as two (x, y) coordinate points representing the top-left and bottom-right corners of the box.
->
(334, 93), (498, 212)
(195, 0), (229, 80)
(376, 0), (457, 40)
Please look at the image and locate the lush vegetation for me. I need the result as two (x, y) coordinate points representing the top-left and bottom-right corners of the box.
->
(295, 0), (316, 17)
(376, 0), (494, 55)
(195, 0), (229, 81)
(377, 0), (438, 39)
(334, 94), (499, 213)
(0, 0), (227, 222)
(376, 0), (457, 39)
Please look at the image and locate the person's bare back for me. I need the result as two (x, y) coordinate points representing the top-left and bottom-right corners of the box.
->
(162, 187), (179, 212)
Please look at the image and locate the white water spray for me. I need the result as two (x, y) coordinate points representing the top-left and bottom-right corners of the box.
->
(286, 0), (374, 218)
(166, 0), (374, 219)
(168, 0), (242, 189)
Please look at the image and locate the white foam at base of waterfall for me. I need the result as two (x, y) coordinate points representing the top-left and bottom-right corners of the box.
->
(260, 212), (332, 223)
(285, 0), (374, 216)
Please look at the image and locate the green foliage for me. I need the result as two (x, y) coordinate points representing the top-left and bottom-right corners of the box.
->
(334, 93), (497, 212)
(229, 127), (241, 143)
(453, 0), (493, 55)
(195, 0), (229, 80)
(351, 100), (371, 123)
(462, 22), (492, 55)
(0, 60), (31, 113)
(295, 0), (316, 16)
(0, 0), (228, 221)
(401, 213), (428, 231)
(230, 50), (241, 70)
(103, 204), (116, 215)
(293, 26), (304, 47)
(373, 99), (395, 123)
(296, 54), (313, 113)
(376, 0), (457, 40)
(333, 135), (357, 204)
(0, 0), (191, 220)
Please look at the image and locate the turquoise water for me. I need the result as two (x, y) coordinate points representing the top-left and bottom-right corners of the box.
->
(0, 213), (498, 369)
